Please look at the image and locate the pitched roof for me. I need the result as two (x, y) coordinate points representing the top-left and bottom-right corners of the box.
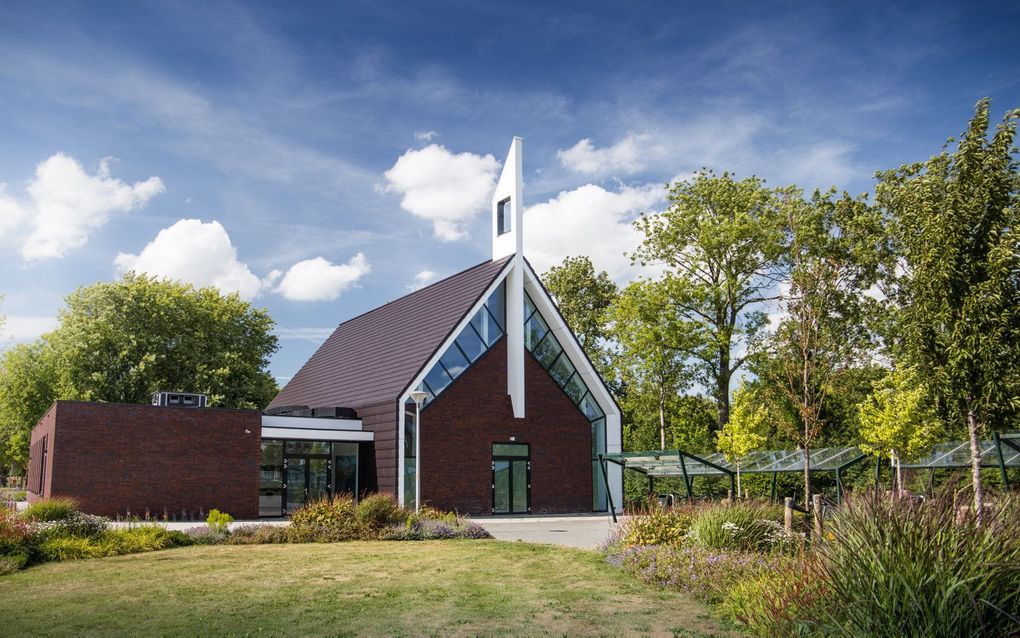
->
(269, 256), (512, 410)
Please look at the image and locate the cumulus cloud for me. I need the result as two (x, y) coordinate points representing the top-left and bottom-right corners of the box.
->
(114, 219), (263, 300)
(408, 269), (436, 291)
(524, 182), (665, 282)
(556, 134), (654, 176)
(0, 315), (59, 343)
(275, 253), (370, 302)
(383, 144), (499, 241)
(414, 130), (438, 142)
(18, 154), (164, 262)
(0, 185), (26, 239)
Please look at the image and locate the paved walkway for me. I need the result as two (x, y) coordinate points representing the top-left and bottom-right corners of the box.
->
(475, 514), (621, 550)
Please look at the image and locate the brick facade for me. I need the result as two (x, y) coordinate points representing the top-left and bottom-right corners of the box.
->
(27, 401), (261, 519)
(420, 339), (593, 515)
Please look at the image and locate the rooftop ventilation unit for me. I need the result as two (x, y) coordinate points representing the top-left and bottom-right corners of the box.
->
(151, 392), (208, 408)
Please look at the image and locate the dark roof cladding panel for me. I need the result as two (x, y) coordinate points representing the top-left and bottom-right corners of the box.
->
(269, 256), (511, 410)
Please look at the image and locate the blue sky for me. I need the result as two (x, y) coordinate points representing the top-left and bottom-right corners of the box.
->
(1, 0), (1018, 384)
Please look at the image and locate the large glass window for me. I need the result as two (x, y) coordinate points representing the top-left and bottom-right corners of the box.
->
(415, 281), (506, 407)
(260, 439), (361, 517)
(523, 291), (609, 512)
(404, 402), (417, 510)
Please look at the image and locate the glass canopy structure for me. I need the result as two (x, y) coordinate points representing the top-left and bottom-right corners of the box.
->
(598, 432), (1020, 519)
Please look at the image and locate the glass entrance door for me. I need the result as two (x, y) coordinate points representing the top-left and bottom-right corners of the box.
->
(492, 443), (530, 514)
(283, 441), (332, 514)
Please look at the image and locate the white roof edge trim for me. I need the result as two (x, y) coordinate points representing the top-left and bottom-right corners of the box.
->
(261, 415), (363, 431)
(399, 258), (515, 405)
(260, 427), (375, 442)
(522, 261), (620, 418)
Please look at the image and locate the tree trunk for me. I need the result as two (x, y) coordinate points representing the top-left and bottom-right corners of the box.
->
(736, 465), (742, 497)
(967, 406), (984, 525)
(718, 346), (731, 430)
(803, 443), (811, 508)
(658, 389), (667, 450)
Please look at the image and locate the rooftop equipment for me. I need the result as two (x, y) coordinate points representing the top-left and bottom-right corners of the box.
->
(151, 392), (208, 408)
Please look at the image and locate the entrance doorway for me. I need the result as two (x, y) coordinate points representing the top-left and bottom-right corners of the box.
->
(492, 443), (530, 514)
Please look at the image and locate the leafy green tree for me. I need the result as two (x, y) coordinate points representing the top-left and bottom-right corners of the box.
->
(609, 278), (701, 449)
(858, 366), (942, 495)
(716, 383), (768, 496)
(633, 171), (785, 430)
(542, 256), (617, 375)
(0, 274), (280, 467)
(766, 188), (884, 505)
(876, 99), (1020, 517)
(0, 342), (58, 470)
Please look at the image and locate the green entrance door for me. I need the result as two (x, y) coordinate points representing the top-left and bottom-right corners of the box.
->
(492, 443), (530, 514)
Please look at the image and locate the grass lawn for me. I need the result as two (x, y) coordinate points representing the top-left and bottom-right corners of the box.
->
(0, 540), (739, 637)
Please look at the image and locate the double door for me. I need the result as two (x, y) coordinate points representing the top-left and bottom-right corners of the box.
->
(492, 443), (530, 514)
(284, 454), (330, 513)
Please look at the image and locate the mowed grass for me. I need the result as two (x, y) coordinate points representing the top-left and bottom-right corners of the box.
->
(0, 540), (739, 637)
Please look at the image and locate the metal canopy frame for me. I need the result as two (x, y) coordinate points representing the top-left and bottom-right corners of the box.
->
(602, 432), (1020, 507)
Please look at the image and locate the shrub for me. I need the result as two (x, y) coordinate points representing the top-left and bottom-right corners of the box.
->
(288, 495), (363, 543)
(622, 506), (696, 547)
(0, 551), (28, 575)
(381, 515), (491, 541)
(31, 512), (109, 540)
(206, 509), (233, 533)
(225, 524), (289, 545)
(356, 493), (405, 532)
(101, 526), (191, 554)
(0, 507), (32, 556)
(720, 557), (829, 637)
(183, 526), (227, 545)
(686, 502), (796, 553)
(816, 493), (1020, 637)
(20, 497), (79, 522)
(37, 536), (106, 561)
(607, 543), (791, 605)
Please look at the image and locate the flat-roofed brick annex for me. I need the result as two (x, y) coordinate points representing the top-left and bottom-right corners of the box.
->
(269, 256), (512, 410)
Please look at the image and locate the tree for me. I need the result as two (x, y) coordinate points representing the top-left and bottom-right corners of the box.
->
(857, 366), (942, 496)
(633, 171), (785, 430)
(0, 342), (57, 470)
(716, 383), (768, 497)
(609, 278), (701, 449)
(876, 99), (1020, 519)
(542, 256), (617, 375)
(0, 274), (280, 467)
(766, 188), (883, 505)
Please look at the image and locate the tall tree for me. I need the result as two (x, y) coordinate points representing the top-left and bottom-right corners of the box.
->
(0, 274), (280, 468)
(542, 256), (617, 371)
(857, 366), (942, 495)
(876, 99), (1020, 518)
(766, 188), (883, 505)
(633, 171), (785, 430)
(609, 278), (702, 449)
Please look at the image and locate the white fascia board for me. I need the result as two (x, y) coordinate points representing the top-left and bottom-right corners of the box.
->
(261, 427), (374, 442)
(261, 415), (363, 431)
(521, 262), (620, 419)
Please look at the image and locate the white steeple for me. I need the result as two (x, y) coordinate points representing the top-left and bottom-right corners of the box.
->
(492, 137), (525, 418)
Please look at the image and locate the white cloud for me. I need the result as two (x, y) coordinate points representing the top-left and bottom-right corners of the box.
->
(114, 219), (263, 300)
(414, 130), (438, 142)
(0, 185), (26, 239)
(0, 315), (59, 343)
(383, 144), (499, 241)
(556, 134), (654, 176)
(408, 269), (436, 291)
(275, 254), (370, 302)
(19, 154), (164, 262)
(524, 182), (665, 282)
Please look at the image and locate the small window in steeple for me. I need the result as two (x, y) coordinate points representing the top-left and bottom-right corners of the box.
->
(497, 198), (512, 235)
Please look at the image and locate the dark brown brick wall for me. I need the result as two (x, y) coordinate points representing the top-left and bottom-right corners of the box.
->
(26, 403), (57, 502)
(30, 401), (261, 518)
(420, 339), (593, 515)
(354, 401), (397, 497)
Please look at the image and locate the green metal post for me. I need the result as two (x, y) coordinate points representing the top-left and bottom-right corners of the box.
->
(678, 453), (692, 503)
(836, 468), (842, 506)
(729, 471), (736, 500)
(598, 454), (617, 523)
(993, 432), (1010, 489)
(928, 468), (935, 496)
(770, 472), (778, 503)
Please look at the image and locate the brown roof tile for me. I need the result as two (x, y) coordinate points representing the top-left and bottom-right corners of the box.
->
(269, 256), (512, 410)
